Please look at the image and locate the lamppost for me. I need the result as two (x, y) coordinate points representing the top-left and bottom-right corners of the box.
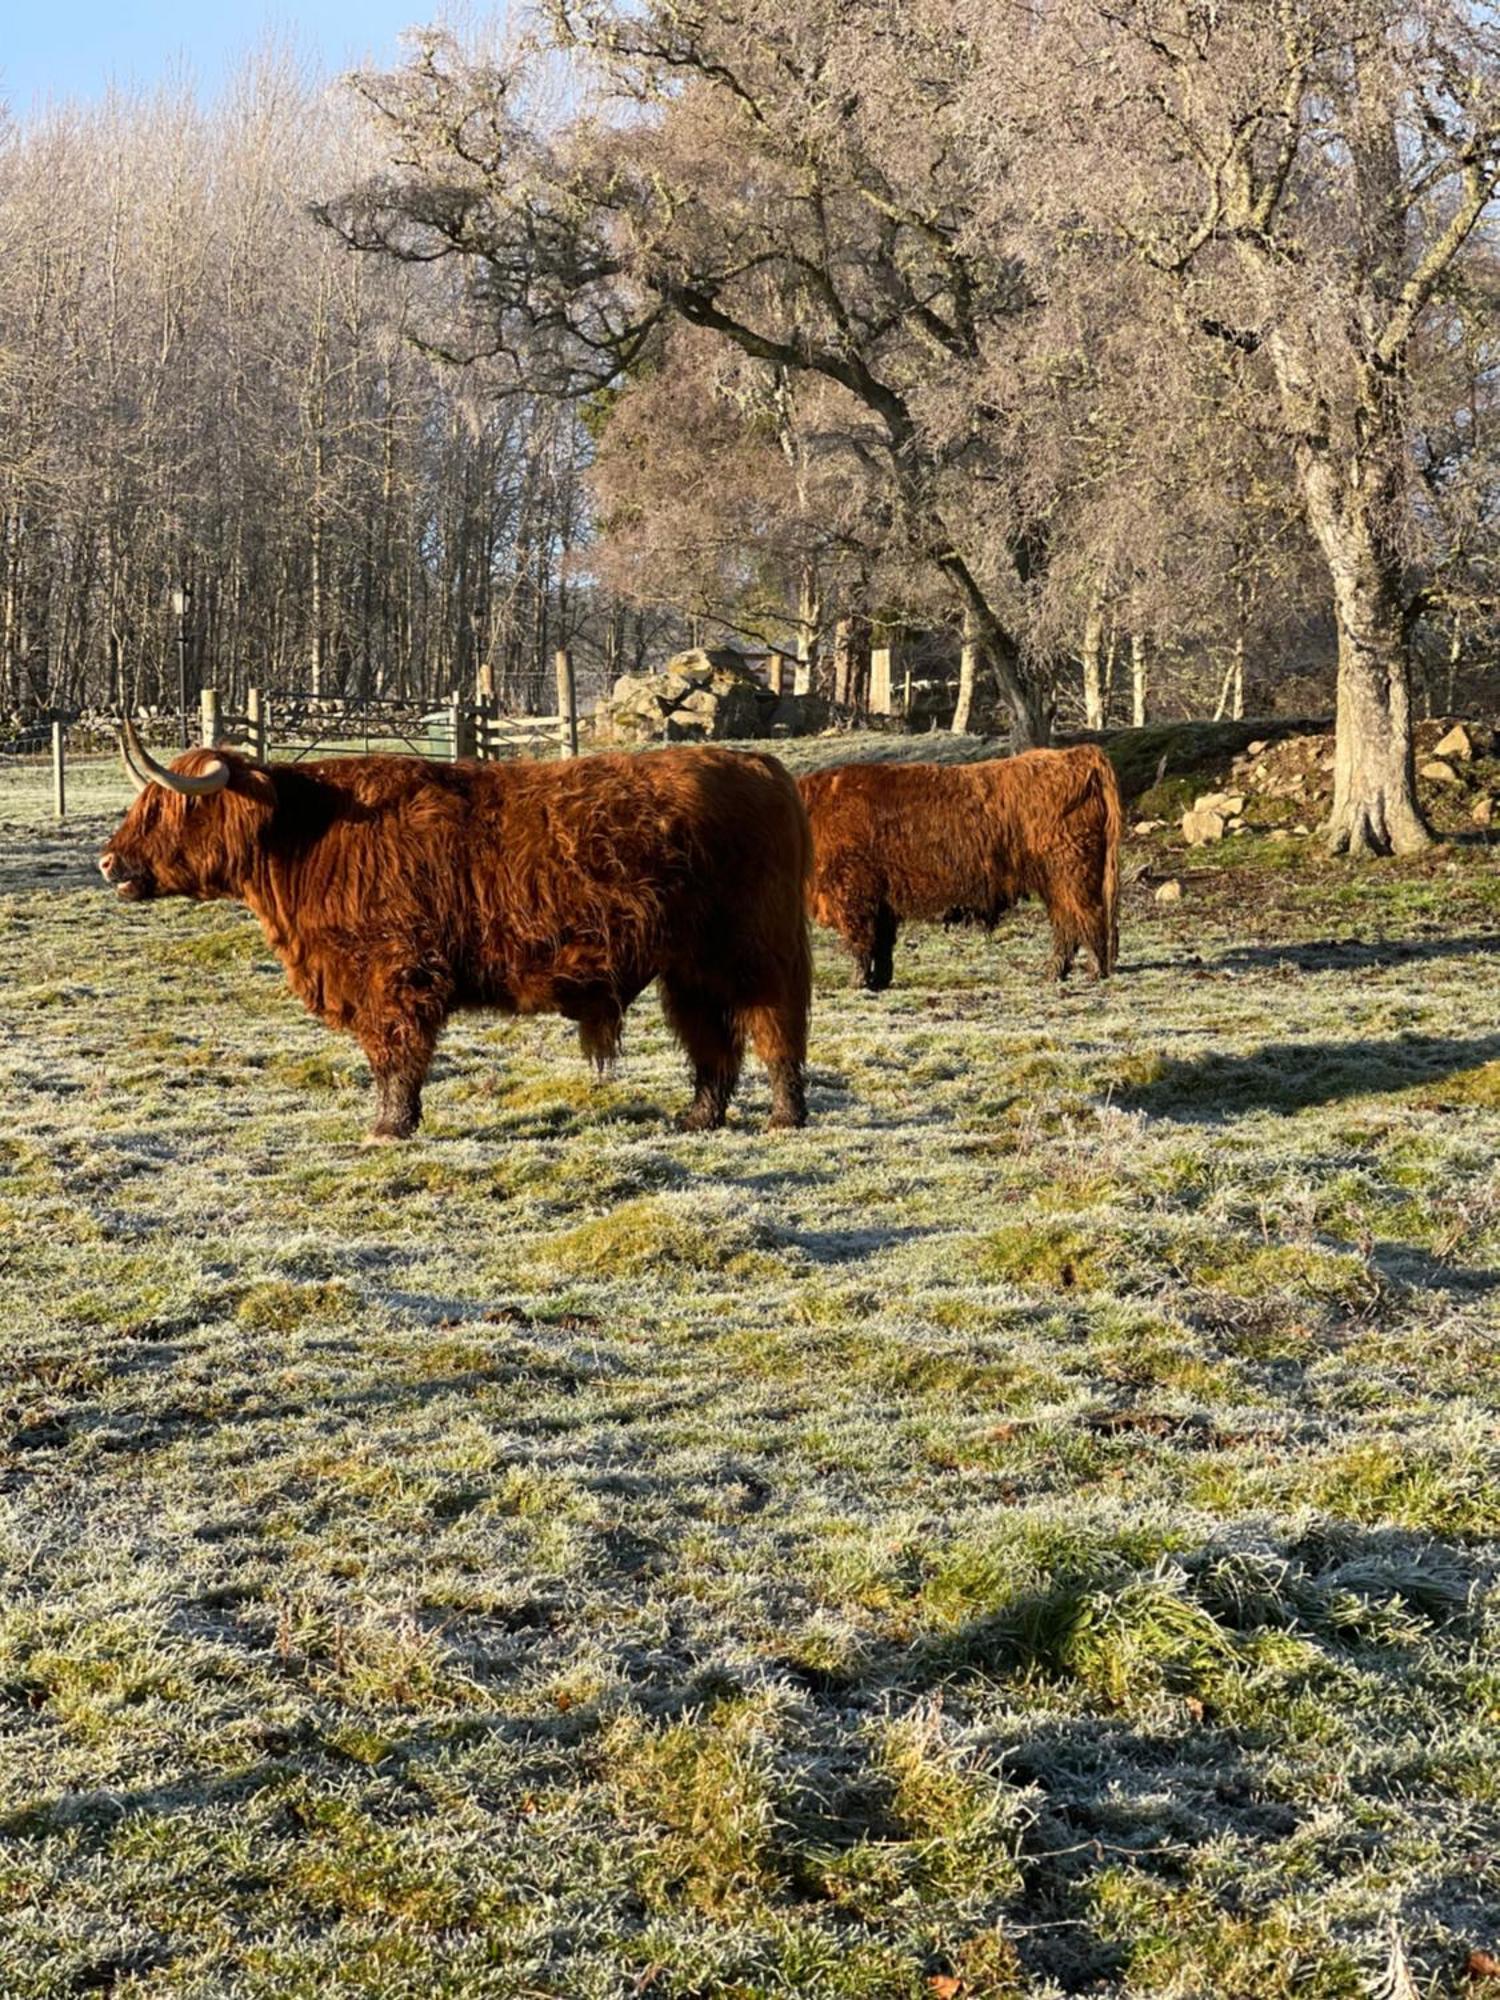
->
(170, 582), (192, 748)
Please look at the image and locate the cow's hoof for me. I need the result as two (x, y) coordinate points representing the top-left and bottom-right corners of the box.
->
(675, 1104), (726, 1134)
(767, 1109), (806, 1131)
(363, 1126), (412, 1146)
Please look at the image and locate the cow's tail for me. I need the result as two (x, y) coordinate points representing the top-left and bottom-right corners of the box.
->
(1093, 747), (1123, 976)
(1069, 745), (1122, 976)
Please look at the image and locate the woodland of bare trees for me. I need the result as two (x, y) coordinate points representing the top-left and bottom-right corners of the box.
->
(0, 55), (640, 726)
(5, 6), (1499, 854)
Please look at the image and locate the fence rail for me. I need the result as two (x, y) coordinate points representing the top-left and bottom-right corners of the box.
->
(9, 650), (581, 822)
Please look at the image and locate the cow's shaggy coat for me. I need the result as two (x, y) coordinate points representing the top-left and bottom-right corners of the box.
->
(101, 745), (812, 1138)
(799, 746), (1122, 990)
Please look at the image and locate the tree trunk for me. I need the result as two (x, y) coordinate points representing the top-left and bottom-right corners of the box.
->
(1446, 613), (1462, 714)
(1130, 632), (1148, 728)
(1299, 462), (1430, 857)
(833, 612), (870, 713)
(952, 607), (982, 734)
(1213, 633), (1244, 722)
(1324, 577), (1430, 856)
(932, 548), (1050, 748)
(794, 560), (819, 697)
(1082, 601), (1106, 729)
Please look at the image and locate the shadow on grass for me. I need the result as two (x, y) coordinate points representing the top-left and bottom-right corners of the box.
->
(0, 831), (116, 895)
(763, 1524), (1483, 1990)
(778, 1220), (940, 1262)
(1370, 1238), (1500, 1295)
(1212, 930), (1500, 975)
(1114, 1031), (1500, 1120)
(2, 1483), (1486, 1994)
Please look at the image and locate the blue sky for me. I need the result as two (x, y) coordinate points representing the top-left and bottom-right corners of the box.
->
(1, 3), (452, 111)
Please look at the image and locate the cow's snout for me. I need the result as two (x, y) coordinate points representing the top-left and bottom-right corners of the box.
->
(99, 848), (147, 898)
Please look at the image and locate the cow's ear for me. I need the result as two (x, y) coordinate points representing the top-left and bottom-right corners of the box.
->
(232, 764), (278, 810)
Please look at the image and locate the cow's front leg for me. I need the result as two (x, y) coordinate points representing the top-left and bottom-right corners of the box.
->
(850, 902), (898, 992)
(369, 1067), (424, 1143)
(359, 1012), (440, 1144)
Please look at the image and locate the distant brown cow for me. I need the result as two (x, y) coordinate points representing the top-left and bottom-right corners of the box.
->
(100, 726), (811, 1139)
(799, 746), (1121, 990)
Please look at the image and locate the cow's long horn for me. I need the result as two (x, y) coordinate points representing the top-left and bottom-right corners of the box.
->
(119, 718), (229, 797)
(119, 725), (150, 796)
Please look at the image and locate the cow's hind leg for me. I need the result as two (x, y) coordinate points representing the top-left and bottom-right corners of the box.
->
(1086, 908), (1115, 980)
(869, 904), (898, 992)
(1041, 881), (1088, 983)
(1046, 931), (1079, 982)
(1047, 885), (1112, 982)
(370, 1068), (424, 1143)
(660, 981), (744, 1131)
(741, 996), (808, 1130)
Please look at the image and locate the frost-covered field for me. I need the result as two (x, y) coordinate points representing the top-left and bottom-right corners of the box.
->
(2, 757), (1499, 1998)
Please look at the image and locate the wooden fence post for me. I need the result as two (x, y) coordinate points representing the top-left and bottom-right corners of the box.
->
(200, 686), (221, 748)
(555, 648), (579, 758)
(474, 694), (492, 762)
(247, 686), (267, 762)
(870, 644), (895, 716)
(450, 693), (474, 761)
(52, 721), (65, 821)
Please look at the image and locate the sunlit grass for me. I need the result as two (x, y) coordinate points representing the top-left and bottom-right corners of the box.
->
(2, 748), (1498, 1995)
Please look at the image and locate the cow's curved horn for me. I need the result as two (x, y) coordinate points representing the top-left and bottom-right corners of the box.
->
(119, 718), (229, 797)
(119, 725), (150, 796)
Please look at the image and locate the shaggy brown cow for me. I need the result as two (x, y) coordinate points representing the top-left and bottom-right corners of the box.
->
(799, 746), (1121, 990)
(100, 726), (811, 1139)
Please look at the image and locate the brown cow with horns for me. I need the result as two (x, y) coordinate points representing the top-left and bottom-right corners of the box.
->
(100, 725), (812, 1139)
(799, 746), (1122, 990)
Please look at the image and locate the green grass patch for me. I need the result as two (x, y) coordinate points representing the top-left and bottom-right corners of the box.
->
(234, 1278), (360, 1332)
(975, 1218), (1129, 1291)
(545, 1191), (780, 1278)
(2, 756), (1498, 1997)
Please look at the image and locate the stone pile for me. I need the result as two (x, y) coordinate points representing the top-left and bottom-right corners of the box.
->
(1177, 717), (1498, 844)
(1180, 791), (1248, 845)
(595, 649), (828, 746)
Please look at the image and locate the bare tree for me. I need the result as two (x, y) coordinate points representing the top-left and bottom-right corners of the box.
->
(1038, 0), (1500, 851)
(322, 8), (1081, 744)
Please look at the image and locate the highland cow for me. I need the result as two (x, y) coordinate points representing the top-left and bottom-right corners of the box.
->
(100, 726), (811, 1139)
(799, 746), (1121, 990)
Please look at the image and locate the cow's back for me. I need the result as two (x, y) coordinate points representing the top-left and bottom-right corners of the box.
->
(801, 758), (998, 919)
(465, 745), (808, 993)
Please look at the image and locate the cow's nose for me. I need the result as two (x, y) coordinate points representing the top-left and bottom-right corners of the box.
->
(99, 851), (119, 881)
